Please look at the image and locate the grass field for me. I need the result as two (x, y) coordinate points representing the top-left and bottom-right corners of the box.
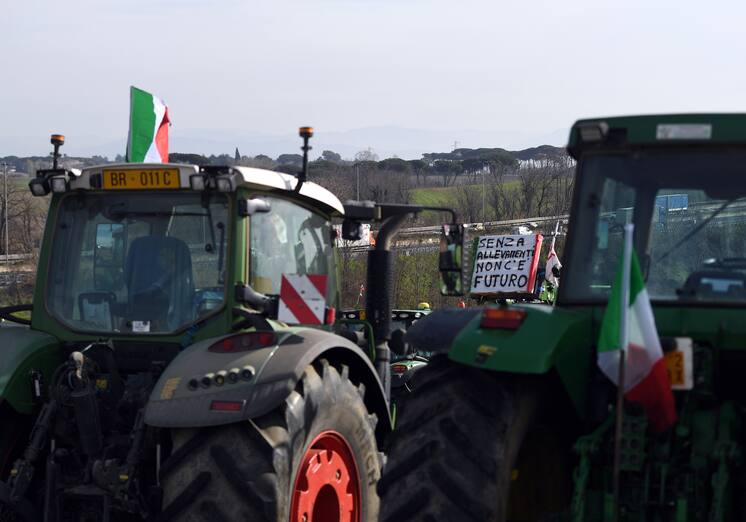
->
(411, 186), (461, 207)
(411, 180), (520, 208)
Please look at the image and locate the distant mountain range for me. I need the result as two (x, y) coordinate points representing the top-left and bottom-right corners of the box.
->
(0, 126), (570, 160)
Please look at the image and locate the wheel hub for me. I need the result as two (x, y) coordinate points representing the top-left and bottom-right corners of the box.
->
(291, 430), (360, 522)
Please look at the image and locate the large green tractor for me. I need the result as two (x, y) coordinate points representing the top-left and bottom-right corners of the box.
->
(380, 114), (746, 521)
(0, 131), (457, 521)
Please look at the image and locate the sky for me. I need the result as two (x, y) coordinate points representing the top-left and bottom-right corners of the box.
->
(3, 0), (746, 158)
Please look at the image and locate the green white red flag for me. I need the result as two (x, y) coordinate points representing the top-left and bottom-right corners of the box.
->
(126, 86), (170, 163)
(597, 248), (677, 432)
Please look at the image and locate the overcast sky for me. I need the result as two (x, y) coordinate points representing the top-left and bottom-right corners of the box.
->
(3, 0), (746, 157)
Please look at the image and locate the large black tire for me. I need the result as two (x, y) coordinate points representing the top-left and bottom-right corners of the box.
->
(160, 359), (381, 522)
(378, 356), (572, 522)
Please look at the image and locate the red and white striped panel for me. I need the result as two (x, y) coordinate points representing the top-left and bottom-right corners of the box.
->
(277, 274), (328, 325)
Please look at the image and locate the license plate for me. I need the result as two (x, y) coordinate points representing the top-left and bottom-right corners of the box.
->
(664, 337), (693, 390)
(102, 168), (181, 190)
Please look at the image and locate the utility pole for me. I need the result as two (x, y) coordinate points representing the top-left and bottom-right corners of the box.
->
(482, 167), (486, 223)
(2, 162), (8, 265)
(356, 164), (360, 200)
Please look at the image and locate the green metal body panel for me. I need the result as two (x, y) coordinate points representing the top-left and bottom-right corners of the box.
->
(448, 304), (593, 414)
(447, 302), (746, 416)
(651, 306), (746, 346)
(0, 329), (60, 414)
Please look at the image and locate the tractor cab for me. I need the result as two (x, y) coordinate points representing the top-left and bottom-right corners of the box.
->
(20, 158), (342, 342)
(562, 117), (746, 310)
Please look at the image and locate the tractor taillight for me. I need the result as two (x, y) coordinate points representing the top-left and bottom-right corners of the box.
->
(392, 364), (407, 374)
(480, 308), (526, 330)
(208, 332), (277, 353)
(210, 400), (244, 412)
(325, 307), (336, 325)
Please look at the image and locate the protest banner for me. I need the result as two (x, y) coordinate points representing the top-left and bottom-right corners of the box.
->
(470, 234), (543, 295)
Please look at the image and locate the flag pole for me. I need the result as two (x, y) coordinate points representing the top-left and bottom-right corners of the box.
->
(612, 223), (634, 521)
(550, 220), (560, 250)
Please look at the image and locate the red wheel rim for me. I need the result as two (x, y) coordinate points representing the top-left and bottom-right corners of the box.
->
(290, 430), (361, 522)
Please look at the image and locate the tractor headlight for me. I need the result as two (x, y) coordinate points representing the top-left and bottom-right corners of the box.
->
(189, 174), (207, 191)
(29, 178), (50, 197)
(50, 176), (68, 193)
(577, 122), (609, 142)
(215, 177), (233, 192)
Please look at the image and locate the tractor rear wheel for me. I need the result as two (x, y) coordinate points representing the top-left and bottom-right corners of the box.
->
(160, 360), (381, 522)
(378, 356), (572, 522)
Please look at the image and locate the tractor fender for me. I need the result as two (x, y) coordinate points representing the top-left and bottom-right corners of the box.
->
(0, 328), (60, 414)
(144, 328), (390, 436)
(406, 305), (593, 416)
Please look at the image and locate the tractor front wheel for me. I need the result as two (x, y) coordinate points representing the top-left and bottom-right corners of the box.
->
(160, 360), (381, 522)
(378, 356), (572, 522)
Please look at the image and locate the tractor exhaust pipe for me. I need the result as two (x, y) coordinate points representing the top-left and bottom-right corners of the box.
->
(366, 212), (410, 401)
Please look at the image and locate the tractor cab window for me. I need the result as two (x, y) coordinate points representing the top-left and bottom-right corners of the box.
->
(47, 192), (229, 334)
(249, 197), (335, 302)
(562, 151), (746, 304)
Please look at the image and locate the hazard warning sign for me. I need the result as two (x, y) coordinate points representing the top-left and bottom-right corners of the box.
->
(277, 274), (328, 325)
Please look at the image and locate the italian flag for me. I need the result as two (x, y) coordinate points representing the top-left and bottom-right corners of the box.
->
(126, 86), (170, 163)
(597, 251), (677, 433)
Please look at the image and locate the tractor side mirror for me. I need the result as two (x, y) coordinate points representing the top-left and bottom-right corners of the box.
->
(439, 223), (464, 296)
(341, 219), (364, 241)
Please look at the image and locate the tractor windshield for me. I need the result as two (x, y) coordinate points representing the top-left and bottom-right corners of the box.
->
(46, 192), (229, 334)
(563, 150), (746, 304)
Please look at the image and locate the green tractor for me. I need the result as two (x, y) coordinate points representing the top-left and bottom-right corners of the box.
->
(379, 114), (746, 521)
(0, 130), (457, 522)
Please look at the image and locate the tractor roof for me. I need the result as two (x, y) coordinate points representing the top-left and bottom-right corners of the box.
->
(69, 163), (345, 216)
(567, 113), (746, 159)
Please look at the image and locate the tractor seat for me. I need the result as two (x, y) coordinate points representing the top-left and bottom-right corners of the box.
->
(125, 236), (195, 331)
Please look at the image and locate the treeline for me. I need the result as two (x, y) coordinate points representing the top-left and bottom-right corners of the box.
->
(0, 144), (575, 308)
(169, 145), (574, 223)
